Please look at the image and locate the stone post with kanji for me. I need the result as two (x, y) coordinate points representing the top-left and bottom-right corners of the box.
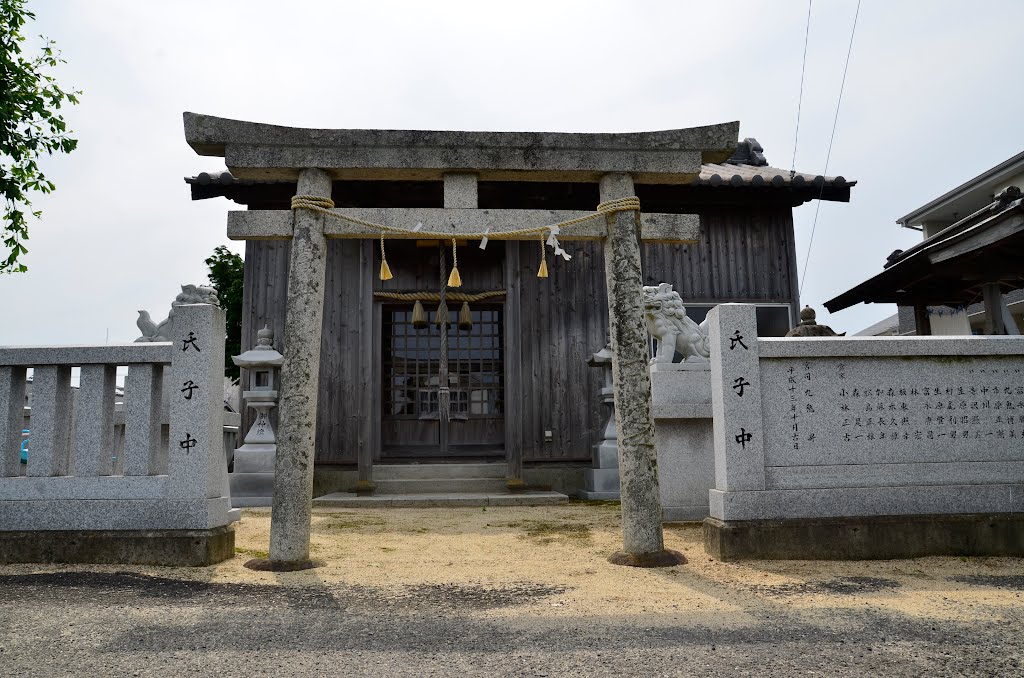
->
(707, 303), (765, 493)
(167, 303), (230, 502)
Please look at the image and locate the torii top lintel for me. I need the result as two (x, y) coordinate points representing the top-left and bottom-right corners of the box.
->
(183, 113), (740, 184)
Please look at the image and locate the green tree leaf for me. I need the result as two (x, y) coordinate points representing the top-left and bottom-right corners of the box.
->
(205, 245), (244, 380)
(1, 0), (81, 273)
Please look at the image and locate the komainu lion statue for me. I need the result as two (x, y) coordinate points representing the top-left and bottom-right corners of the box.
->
(135, 284), (221, 342)
(642, 283), (710, 363)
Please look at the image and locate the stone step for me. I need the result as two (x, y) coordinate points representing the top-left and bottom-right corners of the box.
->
(372, 463), (508, 481)
(372, 477), (509, 495)
(312, 491), (569, 508)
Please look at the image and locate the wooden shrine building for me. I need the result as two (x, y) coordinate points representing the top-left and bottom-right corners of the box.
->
(184, 114), (855, 494)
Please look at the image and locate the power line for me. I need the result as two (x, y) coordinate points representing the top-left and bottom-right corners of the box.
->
(790, 0), (813, 176)
(799, 0), (862, 298)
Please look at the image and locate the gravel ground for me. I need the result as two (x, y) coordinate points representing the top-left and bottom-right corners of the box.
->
(1, 503), (1023, 676)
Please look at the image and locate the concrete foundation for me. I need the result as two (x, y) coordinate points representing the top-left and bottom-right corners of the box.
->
(0, 525), (235, 566)
(524, 464), (586, 495)
(313, 467), (358, 497)
(704, 513), (1024, 561)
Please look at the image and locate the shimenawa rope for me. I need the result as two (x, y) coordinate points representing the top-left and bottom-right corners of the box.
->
(373, 290), (506, 302)
(289, 195), (641, 241)
(291, 194), (641, 282)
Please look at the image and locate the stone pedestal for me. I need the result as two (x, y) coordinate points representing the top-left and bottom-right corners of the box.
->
(229, 399), (278, 506)
(582, 355), (718, 511)
(230, 444), (276, 506)
(651, 363), (714, 522)
(581, 439), (621, 499)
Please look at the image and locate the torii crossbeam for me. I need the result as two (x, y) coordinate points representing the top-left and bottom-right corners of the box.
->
(184, 112), (739, 569)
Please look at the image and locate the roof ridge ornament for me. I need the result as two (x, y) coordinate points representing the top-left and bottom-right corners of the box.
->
(726, 138), (767, 167)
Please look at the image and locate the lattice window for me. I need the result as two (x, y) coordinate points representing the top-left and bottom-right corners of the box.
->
(382, 305), (504, 419)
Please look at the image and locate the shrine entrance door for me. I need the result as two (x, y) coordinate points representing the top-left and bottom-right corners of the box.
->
(381, 303), (505, 459)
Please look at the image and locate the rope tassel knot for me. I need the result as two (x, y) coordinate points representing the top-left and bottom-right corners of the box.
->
(379, 236), (393, 281)
(447, 238), (462, 288)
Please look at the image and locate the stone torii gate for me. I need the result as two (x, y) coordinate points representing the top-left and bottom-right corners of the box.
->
(184, 113), (739, 569)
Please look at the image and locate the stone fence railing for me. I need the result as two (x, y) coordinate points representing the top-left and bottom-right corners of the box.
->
(14, 402), (240, 476)
(2, 342), (173, 480)
(0, 304), (238, 542)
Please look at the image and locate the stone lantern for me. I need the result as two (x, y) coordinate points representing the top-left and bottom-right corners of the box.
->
(579, 338), (620, 499)
(228, 326), (284, 507)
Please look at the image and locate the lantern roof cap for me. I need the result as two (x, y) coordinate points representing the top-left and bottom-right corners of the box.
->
(232, 325), (284, 367)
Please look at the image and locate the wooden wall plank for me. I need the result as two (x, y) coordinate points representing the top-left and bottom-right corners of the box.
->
(315, 240), (372, 464)
(503, 243), (524, 478)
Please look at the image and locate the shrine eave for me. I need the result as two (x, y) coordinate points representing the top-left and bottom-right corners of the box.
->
(825, 198), (1024, 312)
(183, 112), (740, 183)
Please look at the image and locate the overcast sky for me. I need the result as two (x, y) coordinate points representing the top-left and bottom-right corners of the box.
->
(2, 0), (1022, 346)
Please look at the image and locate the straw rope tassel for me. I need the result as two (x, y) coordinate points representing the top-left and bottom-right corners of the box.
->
(458, 301), (473, 330)
(379, 235), (393, 281)
(537, 234), (549, 278)
(447, 238), (462, 288)
(411, 300), (427, 328)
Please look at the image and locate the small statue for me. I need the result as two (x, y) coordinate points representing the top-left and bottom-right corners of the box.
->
(135, 284), (221, 342)
(642, 283), (710, 363)
(785, 306), (845, 337)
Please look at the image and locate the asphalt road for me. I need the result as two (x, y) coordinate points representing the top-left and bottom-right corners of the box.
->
(1, 571), (1022, 677)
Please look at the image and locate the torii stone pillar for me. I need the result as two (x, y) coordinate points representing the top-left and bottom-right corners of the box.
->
(264, 168), (331, 570)
(600, 173), (683, 567)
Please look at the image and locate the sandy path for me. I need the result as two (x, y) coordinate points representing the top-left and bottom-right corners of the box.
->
(4, 503), (1023, 627)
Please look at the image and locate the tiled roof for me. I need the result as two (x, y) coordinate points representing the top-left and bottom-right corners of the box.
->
(185, 138), (856, 206)
(187, 165), (856, 190)
(699, 163), (853, 189)
(188, 170), (269, 187)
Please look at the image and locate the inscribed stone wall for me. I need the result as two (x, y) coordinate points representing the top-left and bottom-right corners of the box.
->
(708, 303), (1024, 522)
(762, 356), (1024, 483)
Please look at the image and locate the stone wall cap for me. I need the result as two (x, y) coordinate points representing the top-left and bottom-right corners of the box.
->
(759, 335), (1024, 358)
(0, 343), (173, 366)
